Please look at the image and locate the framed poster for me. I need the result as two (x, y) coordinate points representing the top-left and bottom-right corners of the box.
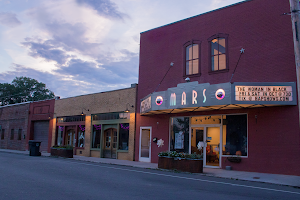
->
(174, 131), (184, 149)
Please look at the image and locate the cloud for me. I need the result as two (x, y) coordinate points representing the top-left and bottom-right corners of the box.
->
(76, 0), (126, 20)
(0, 12), (21, 28)
(22, 38), (71, 65)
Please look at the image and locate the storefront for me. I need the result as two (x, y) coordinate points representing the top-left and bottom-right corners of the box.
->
(52, 85), (137, 161)
(138, 81), (297, 170)
(135, 0), (300, 175)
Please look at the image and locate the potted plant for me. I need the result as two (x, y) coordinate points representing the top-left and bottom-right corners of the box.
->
(51, 145), (73, 158)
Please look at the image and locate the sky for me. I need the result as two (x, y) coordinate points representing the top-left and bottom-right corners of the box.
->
(0, 0), (243, 98)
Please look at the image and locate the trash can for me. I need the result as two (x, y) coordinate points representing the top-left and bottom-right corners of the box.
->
(29, 140), (41, 156)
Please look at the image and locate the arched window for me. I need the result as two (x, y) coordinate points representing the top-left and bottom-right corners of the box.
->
(208, 34), (228, 72)
(184, 40), (201, 76)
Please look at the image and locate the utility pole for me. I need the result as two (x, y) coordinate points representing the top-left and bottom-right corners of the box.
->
(289, 0), (300, 127)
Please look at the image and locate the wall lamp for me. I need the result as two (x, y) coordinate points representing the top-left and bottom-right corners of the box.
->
(125, 103), (134, 113)
(81, 108), (89, 115)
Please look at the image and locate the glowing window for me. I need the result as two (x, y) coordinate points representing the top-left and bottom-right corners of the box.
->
(209, 34), (228, 72)
(184, 40), (200, 76)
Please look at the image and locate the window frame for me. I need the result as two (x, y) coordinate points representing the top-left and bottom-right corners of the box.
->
(183, 40), (201, 78)
(208, 33), (229, 74)
(1, 129), (4, 140)
(10, 129), (14, 140)
(18, 129), (22, 140)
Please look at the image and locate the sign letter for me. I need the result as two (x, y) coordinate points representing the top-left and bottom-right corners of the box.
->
(182, 92), (186, 105)
(192, 90), (197, 104)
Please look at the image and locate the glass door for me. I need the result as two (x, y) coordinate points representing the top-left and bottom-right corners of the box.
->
(191, 127), (204, 154)
(103, 128), (117, 158)
(139, 127), (151, 162)
(205, 127), (220, 167)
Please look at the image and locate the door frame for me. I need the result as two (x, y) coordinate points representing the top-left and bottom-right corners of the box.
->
(190, 124), (222, 168)
(139, 126), (152, 162)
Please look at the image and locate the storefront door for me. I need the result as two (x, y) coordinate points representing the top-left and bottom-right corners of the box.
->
(139, 127), (151, 162)
(103, 128), (117, 158)
(65, 128), (76, 147)
(191, 126), (221, 168)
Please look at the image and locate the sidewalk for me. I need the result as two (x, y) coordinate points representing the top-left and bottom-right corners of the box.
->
(1, 149), (300, 188)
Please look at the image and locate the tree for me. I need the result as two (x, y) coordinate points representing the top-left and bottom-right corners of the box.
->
(0, 77), (55, 106)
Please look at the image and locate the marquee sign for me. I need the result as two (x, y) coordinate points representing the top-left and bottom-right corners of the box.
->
(140, 81), (297, 115)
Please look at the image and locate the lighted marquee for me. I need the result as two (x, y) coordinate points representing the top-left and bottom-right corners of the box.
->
(141, 95), (151, 113)
(235, 86), (293, 101)
(140, 82), (296, 115)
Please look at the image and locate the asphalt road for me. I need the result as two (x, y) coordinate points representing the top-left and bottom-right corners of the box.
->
(0, 152), (299, 200)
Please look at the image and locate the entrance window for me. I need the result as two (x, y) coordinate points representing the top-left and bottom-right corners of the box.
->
(78, 125), (85, 147)
(170, 117), (190, 153)
(92, 124), (101, 149)
(119, 123), (129, 150)
(56, 126), (63, 146)
(222, 114), (247, 156)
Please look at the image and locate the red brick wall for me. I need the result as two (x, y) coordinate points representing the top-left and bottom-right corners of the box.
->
(0, 103), (30, 151)
(27, 99), (55, 152)
(136, 0), (300, 175)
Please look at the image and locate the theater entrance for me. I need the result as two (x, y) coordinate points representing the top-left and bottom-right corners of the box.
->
(191, 125), (221, 168)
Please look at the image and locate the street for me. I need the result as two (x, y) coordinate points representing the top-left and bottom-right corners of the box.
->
(0, 152), (299, 200)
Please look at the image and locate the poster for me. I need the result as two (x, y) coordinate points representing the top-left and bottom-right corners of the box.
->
(174, 131), (184, 149)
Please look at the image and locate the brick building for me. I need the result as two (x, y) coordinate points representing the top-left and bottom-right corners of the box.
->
(0, 102), (30, 151)
(52, 85), (137, 161)
(0, 99), (54, 152)
(27, 99), (55, 152)
(135, 0), (300, 175)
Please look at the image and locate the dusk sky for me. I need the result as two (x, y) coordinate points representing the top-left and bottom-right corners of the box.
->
(0, 0), (242, 98)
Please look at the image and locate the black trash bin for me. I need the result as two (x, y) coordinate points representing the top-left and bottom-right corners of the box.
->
(29, 140), (41, 156)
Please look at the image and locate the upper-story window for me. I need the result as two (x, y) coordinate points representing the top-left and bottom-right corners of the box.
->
(184, 40), (200, 76)
(208, 34), (228, 72)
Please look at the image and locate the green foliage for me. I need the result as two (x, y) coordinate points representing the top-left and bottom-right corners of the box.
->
(0, 76), (55, 106)
(158, 151), (203, 160)
(52, 145), (73, 150)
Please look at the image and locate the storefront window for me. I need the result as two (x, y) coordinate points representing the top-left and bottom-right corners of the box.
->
(78, 125), (85, 147)
(56, 126), (63, 146)
(170, 117), (190, 153)
(92, 124), (101, 148)
(222, 114), (247, 156)
(119, 123), (129, 150)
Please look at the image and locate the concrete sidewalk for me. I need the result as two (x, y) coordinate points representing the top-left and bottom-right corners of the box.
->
(1, 149), (300, 188)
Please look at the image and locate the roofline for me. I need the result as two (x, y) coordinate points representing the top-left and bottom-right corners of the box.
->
(140, 0), (251, 34)
(57, 85), (137, 100)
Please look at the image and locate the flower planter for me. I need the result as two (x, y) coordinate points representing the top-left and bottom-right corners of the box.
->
(158, 157), (173, 169)
(51, 147), (73, 158)
(158, 156), (203, 173)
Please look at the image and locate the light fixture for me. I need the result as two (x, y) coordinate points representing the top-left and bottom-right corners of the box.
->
(125, 103), (134, 113)
(81, 108), (89, 115)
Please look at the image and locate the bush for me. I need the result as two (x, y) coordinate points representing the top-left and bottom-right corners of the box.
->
(51, 145), (73, 150)
(158, 151), (202, 159)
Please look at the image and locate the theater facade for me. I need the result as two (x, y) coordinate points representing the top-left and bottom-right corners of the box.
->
(135, 0), (300, 175)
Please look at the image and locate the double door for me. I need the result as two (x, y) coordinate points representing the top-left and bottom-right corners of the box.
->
(191, 126), (221, 167)
(103, 128), (117, 158)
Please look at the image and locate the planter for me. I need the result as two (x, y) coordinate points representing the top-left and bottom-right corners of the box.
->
(158, 157), (173, 169)
(158, 156), (203, 173)
(51, 148), (73, 158)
